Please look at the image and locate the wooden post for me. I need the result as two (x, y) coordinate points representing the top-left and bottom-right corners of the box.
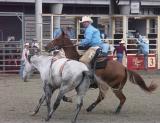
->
(146, 18), (150, 35)
(122, 16), (128, 67)
(35, 0), (42, 50)
(157, 16), (160, 69)
(51, 15), (53, 40)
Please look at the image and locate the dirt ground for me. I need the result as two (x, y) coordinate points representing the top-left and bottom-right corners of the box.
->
(0, 71), (160, 123)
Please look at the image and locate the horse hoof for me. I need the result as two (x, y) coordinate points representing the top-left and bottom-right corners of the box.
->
(115, 111), (120, 114)
(66, 98), (72, 103)
(45, 115), (51, 121)
(63, 97), (72, 103)
(115, 106), (121, 114)
(30, 112), (36, 116)
(45, 117), (50, 122)
(86, 107), (92, 112)
(86, 104), (96, 112)
(115, 109), (121, 114)
(23, 79), (28, 82)
(71, 119), (76, 123)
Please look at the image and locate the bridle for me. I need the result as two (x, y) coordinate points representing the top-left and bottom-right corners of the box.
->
(28, 47), (40, 63)
(49, 37), (76, 52)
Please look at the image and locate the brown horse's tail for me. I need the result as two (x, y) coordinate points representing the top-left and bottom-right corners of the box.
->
(127, 69), (157, 93)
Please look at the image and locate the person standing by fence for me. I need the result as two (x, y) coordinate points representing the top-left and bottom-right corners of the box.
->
(19, 43), (30, 80)
(113, 40), (127, 64)
(135, 32), (149, 70)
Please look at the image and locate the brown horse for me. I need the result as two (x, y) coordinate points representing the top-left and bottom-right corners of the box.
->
(45, 32), (157, 113)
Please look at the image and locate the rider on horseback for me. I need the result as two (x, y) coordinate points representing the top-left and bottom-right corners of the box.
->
(76, 16), (110, 65)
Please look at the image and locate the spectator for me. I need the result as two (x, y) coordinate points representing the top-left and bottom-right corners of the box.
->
(113, 40), (127, 63)
(65, 25), (76, 39)
(31, 38), (37, 47)
(33, 42), (39, 48)
(100, 30), (107, 40)
(53, 28), (63, 38)
(5, 36), (18, 69)
(19, 42), (30, 79)
(135, 32), (149, 70)
(53, 26), (76, 41)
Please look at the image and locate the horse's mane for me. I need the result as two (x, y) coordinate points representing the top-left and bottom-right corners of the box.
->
(45, 30), (79, 60)
(61, 30), (73, 44)
(31, 55), (52, 64)
(37, 49), (66, 60)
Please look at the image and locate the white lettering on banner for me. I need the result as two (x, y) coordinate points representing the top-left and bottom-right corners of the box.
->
(132, 57), (143, 68)
(131, 2), (140, 14)
(148, 57), (156, 68)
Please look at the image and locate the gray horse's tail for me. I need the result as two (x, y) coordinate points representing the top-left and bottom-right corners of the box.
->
(82, 71), (93, 80)
(77, 71), (92, 88)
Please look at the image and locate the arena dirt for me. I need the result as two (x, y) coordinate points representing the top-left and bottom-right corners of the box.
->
(0, 71), (160, 123)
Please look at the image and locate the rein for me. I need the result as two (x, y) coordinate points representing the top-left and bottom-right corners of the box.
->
(28, 54), (34, 63)
(59, 59), (71, 76)
(50, 57), (58, 68)
(62, 45), (75, 48)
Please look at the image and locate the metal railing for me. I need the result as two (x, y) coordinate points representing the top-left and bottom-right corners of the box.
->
(0, 41), (22, 73)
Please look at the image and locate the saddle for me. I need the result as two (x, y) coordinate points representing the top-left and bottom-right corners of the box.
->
(91, 48), (108, 69)
(78, 46), (108, 69)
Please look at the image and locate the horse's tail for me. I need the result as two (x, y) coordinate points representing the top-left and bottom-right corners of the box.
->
(81, 71), (93, 81)
(127, 69), (157, 92)
(77, 71), (91, 86)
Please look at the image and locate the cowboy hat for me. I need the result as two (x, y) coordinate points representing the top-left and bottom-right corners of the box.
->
(142, 37), (149, 44)
(32, 38), (37, 41)
(80, 16), (93, 23)
(119, 40), (125, 44)
(144, 39), (149, 44)
(24, 43), (29, 46)
(34, 43), (39, 48)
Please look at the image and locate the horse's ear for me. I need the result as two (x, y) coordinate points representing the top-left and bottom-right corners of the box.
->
(61, 29), (65, 36)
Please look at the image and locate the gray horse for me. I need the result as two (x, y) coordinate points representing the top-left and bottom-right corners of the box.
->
(23, 48), (91, 123)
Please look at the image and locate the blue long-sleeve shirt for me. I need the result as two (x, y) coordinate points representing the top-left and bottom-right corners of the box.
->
(80, 24), (109, 54)
(66, 29), (76, 39)
(80, 24), (103, 47)
(53, 28), (62, 38)
(136, 36), (149, 55)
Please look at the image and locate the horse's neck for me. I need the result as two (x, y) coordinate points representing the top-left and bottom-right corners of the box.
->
(53, 49), (66, 59)
(63, 47), (80, 60)
(31, 55), (51, 72)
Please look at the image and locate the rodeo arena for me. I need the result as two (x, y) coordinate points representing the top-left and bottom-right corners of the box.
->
(1, 0), (160, 123)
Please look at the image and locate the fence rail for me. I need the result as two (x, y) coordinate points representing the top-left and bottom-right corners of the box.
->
(0, 41), (22, 73)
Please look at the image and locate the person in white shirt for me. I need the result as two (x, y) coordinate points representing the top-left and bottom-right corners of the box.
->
(19, 43), (30, 80)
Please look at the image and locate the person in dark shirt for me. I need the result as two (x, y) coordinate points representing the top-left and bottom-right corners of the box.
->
(113, 40), (127, 63)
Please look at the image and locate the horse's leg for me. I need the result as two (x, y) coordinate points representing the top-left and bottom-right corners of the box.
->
(113, 90), (126, 114)
(43, 82), (53, 119)
(30, 93), (46, 116)
(62, 95), (72, 103)
(72, 76), (90, 123)
(87, 77), (109, 112)
(45, 84), (74, 121)
(86, 90), (105, 112)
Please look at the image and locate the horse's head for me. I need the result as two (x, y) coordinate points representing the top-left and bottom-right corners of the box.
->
(52, 48), (66, 59)
(45, 30), (73, 52)
(28, 46), (40, 62)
